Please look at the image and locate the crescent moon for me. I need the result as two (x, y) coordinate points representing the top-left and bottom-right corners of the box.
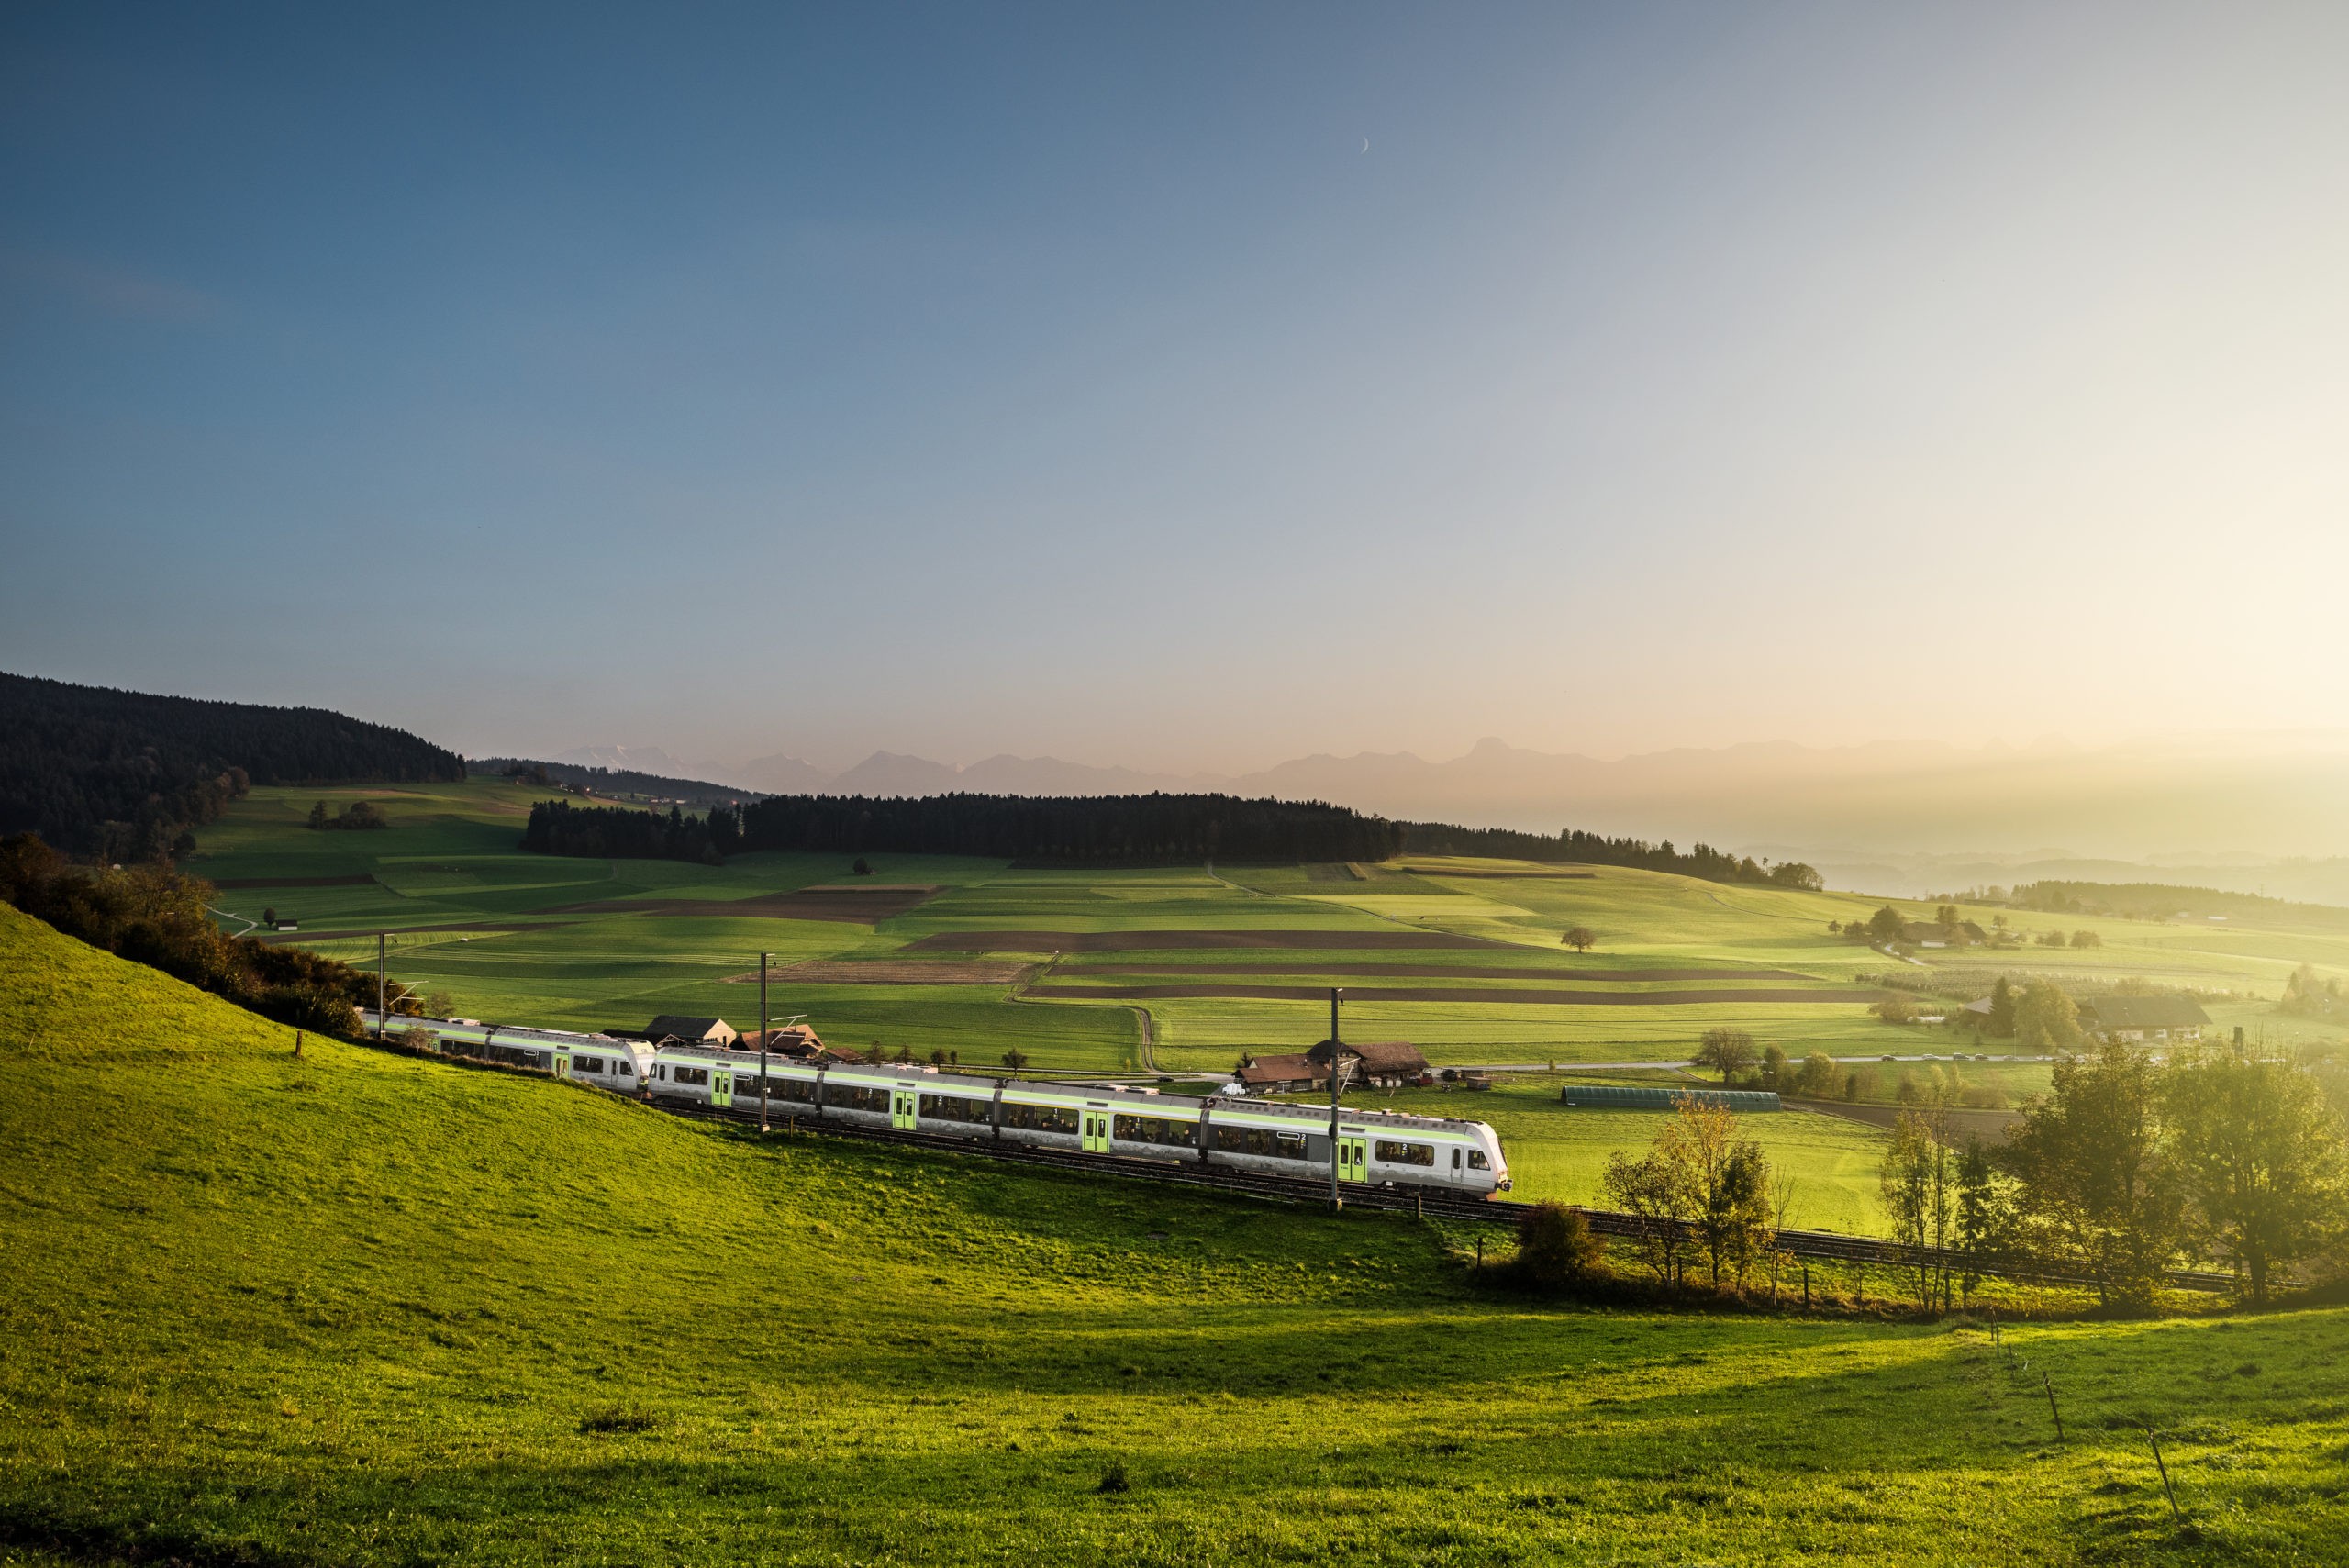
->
(1361, 137), (1370, 153)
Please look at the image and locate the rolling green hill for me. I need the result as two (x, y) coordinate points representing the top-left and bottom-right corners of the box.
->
(5, 902), (2349, 1564)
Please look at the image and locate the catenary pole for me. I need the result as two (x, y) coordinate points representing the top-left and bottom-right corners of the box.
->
(759, 950), (771, 1132)
(376, 932), (386, 1039)
(1329, 986), (1343, 1211)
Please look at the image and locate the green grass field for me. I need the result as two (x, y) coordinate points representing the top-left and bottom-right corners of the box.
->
(175, 779), (2349, 1249)
(7, 901), (2349, 1565)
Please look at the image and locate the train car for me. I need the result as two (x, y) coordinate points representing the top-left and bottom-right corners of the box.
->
(640, 1043), (1510, 1195)
(363, 1012), (655, 1088)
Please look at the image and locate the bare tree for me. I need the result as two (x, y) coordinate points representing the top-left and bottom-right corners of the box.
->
(1692, 1028), (1757, 1085)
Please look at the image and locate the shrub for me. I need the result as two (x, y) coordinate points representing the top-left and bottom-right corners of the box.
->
(578, 1405), (659, 1434)
(1513, 1202), (1609, 1293)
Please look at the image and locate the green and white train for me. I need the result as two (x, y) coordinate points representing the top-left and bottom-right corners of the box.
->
(370, 1014), (1512, 1196)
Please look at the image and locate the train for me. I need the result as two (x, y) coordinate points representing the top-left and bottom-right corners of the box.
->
(364, 1013), (1512, 1196)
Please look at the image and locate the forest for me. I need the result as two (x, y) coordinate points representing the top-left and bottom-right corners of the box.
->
(0, 671), (465, 860)
(522, 792), (1407, 864)
(1398, 819), (1822, 889)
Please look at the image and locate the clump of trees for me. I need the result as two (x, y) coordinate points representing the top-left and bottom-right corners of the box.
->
(307, 800), (389, 831)
(1886, 1039), (2349, 1306)
(2280, 963), (2345, 1021)
(0, 832), (393, 1036)
(522, 793), (1402, 866)
(1601, 1095), (1780, 1294)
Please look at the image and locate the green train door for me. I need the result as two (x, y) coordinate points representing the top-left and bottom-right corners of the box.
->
(711, 1069), (732, 1109)
(553, 1050), (572, 1078)
(891, 1088), (917, 1129)
(1338, 1134), (1369, 1184)
(1081, 1109), (1111, 1153)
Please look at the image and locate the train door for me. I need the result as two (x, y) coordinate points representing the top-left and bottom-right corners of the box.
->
(553, 1050), (572, 1078)
(1338, 1134), (1369, 1184)
(711, 1069), (732, 1108)
(1082, 1109), (1110, 1153)
(891, 1087), (917, 1129)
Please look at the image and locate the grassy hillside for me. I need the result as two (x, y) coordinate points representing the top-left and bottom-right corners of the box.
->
(6, 903), (2349, 1564)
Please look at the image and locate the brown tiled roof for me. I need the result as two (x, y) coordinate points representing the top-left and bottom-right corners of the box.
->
(647, 1015), (737, 1043)
(1236, 1052), (1319, 1084)
(1308, 1040), (1430, 1073)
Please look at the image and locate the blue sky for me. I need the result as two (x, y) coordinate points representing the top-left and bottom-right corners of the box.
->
(5, 3), (2346, 772)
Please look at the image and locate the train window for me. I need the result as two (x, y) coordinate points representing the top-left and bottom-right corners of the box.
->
(1452, 1149), (1462, 1169)
(617, 1061), (633, 1076)
(1112, 1114), (1195, 1148)
(830, 1084), (890, 1113)
(1000, 1101), (1077, 1135)
(1375, 1140), (1434, 1167)
(1214, 1125), (1301, 1158)
(919, 1094), (991, 1124)
(674, 1066), (709, 1087)
(576, 1056), (605, 1074)
(1467, 1151), (1490, 1170)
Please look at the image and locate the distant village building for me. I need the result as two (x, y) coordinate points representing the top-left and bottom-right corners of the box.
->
(643, 1015), (740, 1048)
(1232, 1040), (1431, 1094)
(1901, 919), (1987, 949)
(2075, 995), (2210, 1043)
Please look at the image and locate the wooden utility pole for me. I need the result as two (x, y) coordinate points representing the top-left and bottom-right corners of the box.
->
(758, 950), (771, 1133)
(376, 932), (386, 1039)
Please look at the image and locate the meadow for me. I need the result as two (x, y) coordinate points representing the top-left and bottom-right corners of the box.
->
(6, 901), (2347, 1566)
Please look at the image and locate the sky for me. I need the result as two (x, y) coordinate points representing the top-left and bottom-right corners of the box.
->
(4, 2), (2347, 775)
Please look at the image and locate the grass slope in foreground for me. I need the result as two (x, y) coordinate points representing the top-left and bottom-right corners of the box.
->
(6, 903), (2346, 1566)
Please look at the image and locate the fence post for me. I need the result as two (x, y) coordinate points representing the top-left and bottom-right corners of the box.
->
(2043, 1372), (2065, 1442)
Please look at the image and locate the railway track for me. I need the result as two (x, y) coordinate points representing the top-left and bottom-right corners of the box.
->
(664, 1098), (2244, 1296)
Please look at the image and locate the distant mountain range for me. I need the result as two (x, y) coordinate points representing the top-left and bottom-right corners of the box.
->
(557, 731), (2349, 878)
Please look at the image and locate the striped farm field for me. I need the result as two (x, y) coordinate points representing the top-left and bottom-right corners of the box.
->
(187, 781), (2349, 1082)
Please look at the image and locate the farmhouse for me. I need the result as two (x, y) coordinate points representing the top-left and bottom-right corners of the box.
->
(1232, 1040), (1431, 1094)
(740, 1023), (829, 1060)
(643, 1015), (740, 1048)
(2075, 995), (2209, 1043)
(1234, 1052), (1319, 1093)
(1309, 1040), (1431, 1087)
